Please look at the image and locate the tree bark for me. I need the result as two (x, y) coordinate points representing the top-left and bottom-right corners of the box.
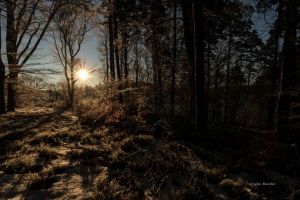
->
(113, 10), (123, 103)
(213, 62), (221, 122)
(0, 59), (5, 114)
(0, 8), (6, 114)
(193, 0), (206, 133)
(108, 1), (115, 81)
(180, 0), (195, 123)
(171, 0), (177, 114)
(206, 31), (211, 120)
(6, 2), (18, 112)
(277, 0), (297, 142)
(245, 59), (252, 125)
(224, 27), (232, 124)
(124, 42), (128, 85)
(267, 2), (281, 130)
(151, 21), (159, 108)
(7, 73), (17, 111)
(70, 58), (75, 108)
(134, 42), (139, 86)
(105, 32), (109, 83)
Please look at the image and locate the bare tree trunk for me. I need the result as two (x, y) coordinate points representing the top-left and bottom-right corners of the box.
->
(213, 63), (220, 122)
(6, 2), (17, 112)
(258, 64), (266, 127)
(62, 23), (71, 108)
(157, 58), (163, 107)
(0, 8), (6, 114)
(105, 33), (109, 83)
(277, 1), (297, 142)
(134, 42), (139, 86)
(0, 59), (5, 114)
(268, 38), (279, 129)
(124, 44), (128, 85)
(171, 0), (177, 114)
(224, 27), (232, 124)
(181, 0), (195, 124)
(7, 74), (17, 112)
(113, 10), (123, 103)
(70, 58), (76, 108)
(267, 2), (281, 130)
(245, 61), (252, 125)
(108, 1), (115, 81)
(193, 0), (206, 133)
(120, 16), (129, 103)
(152, 22), (159, 108)
(206, 31), (211, 120)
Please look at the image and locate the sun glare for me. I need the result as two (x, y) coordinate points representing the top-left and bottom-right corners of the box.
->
(78, 70), (89, 80)
(75, 62), (94, 85)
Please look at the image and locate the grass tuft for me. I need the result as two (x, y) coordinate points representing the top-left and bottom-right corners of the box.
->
(4, 155), (42, 174)
(38, 143), (58, 159)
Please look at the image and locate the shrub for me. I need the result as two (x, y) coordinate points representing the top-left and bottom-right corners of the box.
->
(77, 98), (136, 128)
(75, 93), (157, 130)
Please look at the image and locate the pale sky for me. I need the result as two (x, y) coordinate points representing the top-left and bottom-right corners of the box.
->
(39, 32), (100, 86)
(0, 9), (101, 87)
(1, 1), (276, 87)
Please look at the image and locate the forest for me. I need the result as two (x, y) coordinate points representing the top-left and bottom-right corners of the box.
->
(0, 0), (299, 199)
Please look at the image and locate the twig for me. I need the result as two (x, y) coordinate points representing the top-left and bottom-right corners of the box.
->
(233, 150), (267, 165)
(121, 146), (154, 161)
(59, 143), (101, 153)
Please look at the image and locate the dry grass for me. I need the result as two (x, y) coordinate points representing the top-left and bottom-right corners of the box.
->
(38, 143), (58, 159)
(3, 154), (42, 174)
(0, 106), (298, 200)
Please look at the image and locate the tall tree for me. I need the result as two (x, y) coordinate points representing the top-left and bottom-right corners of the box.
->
(0, 7), (6, 114)
(171, 0), (177, 114)
(50, 4), (93, 108)
(96, 25), (110, 83)
(180, 0), (195, 123)
(277, 0), (298, 141)
(193, 0), (206, 133)
(108, 0), (115, 81)
(224, 26), (232, 124)
(113, 1), (123, 103)
(1, 0), (72, 112)
(148, 0), (166, 108)
(267, 1), (282, 130)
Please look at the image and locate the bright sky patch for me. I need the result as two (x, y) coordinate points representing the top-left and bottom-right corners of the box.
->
(77, 70), (89, 80)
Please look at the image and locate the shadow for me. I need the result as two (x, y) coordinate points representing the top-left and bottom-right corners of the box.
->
(0, 174), (24, 198)
(81, 164), (96, 190)
(0, 109), (67, 138)
(0, 108), (85, 199)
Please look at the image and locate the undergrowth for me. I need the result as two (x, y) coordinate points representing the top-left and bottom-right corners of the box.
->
(0, 93), (298, 200)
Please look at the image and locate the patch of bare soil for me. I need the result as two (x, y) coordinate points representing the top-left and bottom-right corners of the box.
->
(0, 107), (299, 200)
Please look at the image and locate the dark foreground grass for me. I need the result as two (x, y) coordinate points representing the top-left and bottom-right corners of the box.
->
(0, 107), (299, 200)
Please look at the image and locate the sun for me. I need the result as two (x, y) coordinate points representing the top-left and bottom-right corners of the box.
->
(77, 70), (89, 80)
(75, 62), (94, 85)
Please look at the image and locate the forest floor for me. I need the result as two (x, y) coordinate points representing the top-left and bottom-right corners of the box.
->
(0, 107), (299, 200)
